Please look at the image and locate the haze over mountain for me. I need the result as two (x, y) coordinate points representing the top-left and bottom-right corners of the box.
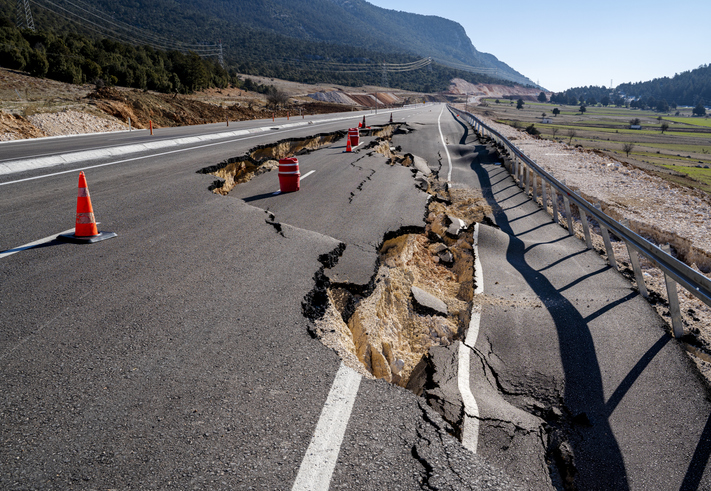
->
(20, 0), (535, 87)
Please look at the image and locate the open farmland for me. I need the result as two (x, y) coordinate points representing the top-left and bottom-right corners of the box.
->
(477, 99), (711, 193)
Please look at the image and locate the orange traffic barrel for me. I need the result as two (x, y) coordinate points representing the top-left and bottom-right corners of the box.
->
(278, 157), (300, 193)
(348, 127), (360, 147)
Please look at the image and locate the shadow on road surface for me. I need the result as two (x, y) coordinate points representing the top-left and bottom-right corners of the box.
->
(470, 143), (631, 489)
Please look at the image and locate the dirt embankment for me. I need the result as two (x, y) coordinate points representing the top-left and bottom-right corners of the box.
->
(87, 87), (352, 129)
(0, 67), (357, 140)
(307, 90), (405, 108)
(448, 78), (548, 101)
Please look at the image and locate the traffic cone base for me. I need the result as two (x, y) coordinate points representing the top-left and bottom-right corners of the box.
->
(58, 230), (117, 244)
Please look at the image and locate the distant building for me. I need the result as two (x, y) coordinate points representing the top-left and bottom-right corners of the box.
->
(630, 125), (642, 130)
(541, 118), (553, 124)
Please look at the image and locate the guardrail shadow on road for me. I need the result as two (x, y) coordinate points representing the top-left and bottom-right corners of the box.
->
(492, 183), (517, 195)
(470, 150), (631, 488)
(682, 411), (711, 490)
(460, 107), (711, 489)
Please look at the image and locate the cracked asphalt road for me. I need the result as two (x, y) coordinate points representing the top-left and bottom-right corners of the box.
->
(6, 103), (709, 490)
(0, 106), (525, 490)
(395, 108), (711, 489)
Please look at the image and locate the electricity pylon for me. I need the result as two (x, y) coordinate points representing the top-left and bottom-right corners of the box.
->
(16, 0), (35, 30)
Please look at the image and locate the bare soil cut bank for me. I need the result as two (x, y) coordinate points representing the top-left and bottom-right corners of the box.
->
(303, 134), (492, 389)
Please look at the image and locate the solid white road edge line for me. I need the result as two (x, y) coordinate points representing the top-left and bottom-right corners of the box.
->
(437, 105), (453, 182)
(272, 170), (316, 195)
(0, 122), (335, 187)
(0, 228), (75, 260)
(292, 362), (361, 491)
(459, 222), (483, 453)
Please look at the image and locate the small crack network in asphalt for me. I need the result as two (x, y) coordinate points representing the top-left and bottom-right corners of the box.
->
(347, 155), (376, 204)
(264, 211), (285, 237)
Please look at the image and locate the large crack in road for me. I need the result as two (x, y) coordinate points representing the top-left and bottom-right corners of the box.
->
(197, 130), (347, 194)
(199, 124), (562, 488)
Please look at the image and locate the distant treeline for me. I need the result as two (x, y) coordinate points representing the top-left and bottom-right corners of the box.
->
(550, 86), (679, 112)
(0, 13), (512, 94)
(550, 65), (711, 110)
(616, 64), (711, 108)
(549, 86), (619, 107)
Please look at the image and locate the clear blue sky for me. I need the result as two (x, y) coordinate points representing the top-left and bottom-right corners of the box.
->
(368, 0), (711, 92)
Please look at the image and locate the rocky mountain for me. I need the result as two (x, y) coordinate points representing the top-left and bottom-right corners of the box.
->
(20, 0), (534, 86)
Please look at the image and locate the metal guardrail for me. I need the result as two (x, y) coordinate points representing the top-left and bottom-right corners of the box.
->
(454, 107), (711, 337)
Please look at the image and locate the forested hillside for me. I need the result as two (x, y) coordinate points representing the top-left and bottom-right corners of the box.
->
(1, 0), (535, 87)
(0, 14), (515, 94)
(617, 65), (711, 107)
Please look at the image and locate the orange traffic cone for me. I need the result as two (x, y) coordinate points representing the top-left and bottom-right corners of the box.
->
(58, 172), (117, 243)
(389, 113), (393, 123)
(362, 116), (366, 128)
(345, 136), (352, 153)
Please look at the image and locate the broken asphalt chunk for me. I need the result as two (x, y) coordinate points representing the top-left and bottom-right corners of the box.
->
(411, 286), (448, 316)
(412, 155), (431, 176)
(446, 215), (467, 237)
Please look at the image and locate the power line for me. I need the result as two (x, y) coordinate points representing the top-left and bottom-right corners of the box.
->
(55, 0), (218, 49)
(29, 0), (221, 56)
(273, 56), (432, 73)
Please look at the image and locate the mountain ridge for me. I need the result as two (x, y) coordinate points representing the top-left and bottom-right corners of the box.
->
(19, 0), (534, 86)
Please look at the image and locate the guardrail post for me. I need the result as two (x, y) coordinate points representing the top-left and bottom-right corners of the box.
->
(531, 171), (538, 203)
(516, 161), (522, 187)
(524, 166), (531, 195)
(575, 191), (593, 249)
(551, 186), (559, 224)
(595, 203), (618, 271)
(621, 219), (648, 298)
(561, 180), (574, 236)
(661, 244), (684, 337)
(541, 178), (548, 213)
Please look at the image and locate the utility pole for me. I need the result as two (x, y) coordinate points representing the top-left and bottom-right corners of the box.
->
(218, 40), (225, 69)
(16, 0), (35, 30)
(381, 63), (388, 88)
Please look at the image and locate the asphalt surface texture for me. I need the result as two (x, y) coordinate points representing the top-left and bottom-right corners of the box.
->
(1, 105), (525, 490)
(3, 103), (711, 490)
(395, 108), (711, 489)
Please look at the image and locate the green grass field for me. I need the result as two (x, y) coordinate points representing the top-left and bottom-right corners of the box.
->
(665, 117), (711, 128)
(475, 100), (711, 194)
(661, 164), (711, 192)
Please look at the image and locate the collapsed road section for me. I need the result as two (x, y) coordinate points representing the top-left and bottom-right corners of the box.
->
(197, 130), (346, 194)
(198, 122), (572, 488)
(304, 185), (491, 389)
